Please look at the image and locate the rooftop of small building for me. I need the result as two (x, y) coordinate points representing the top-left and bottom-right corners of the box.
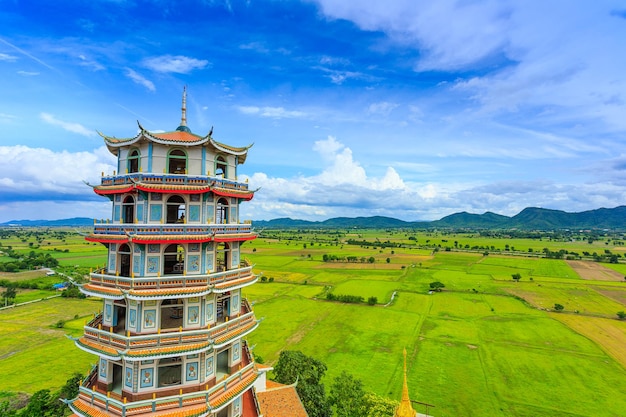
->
(256, 381), (309, 417)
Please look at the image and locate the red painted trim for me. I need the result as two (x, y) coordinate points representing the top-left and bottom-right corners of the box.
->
(86, 236), (129, 244)
(212, 189), (254, 200)
(94, 186), (134, 195)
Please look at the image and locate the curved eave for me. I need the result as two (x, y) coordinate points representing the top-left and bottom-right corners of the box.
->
(123, 341), (211, 361)
(213, 321), (258, 349)
(80, 284), (125, 300)
(214, 233), (257, 243)
(209, 373), (257, 411)
(208, 138), (252, 164)
(93, 183), (254, 199)
(211, 187), (254, 200)
(93, 185), (135, 195)
(75, 338), (121, 360)
(126, 287), (211, 300)
(86, 235), (129, 244)
(213, 275), (258, 293)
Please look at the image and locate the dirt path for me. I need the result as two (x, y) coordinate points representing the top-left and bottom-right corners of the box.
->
(566, 260), (624, 281)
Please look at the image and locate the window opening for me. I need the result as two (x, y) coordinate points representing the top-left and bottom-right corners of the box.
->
(157, 357), (182, 387)
(216, 198), (228, 224)
(118, 244), (132, 277)
(164, 243), (185, 275)
(122, 195), (135, 224)
(215, 156), (227, 178)
(166, 195), (186, 223)
(128, 149), (140, 173)
(168, 149), (187, 174)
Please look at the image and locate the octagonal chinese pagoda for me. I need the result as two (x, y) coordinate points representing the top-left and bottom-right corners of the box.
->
(68, 89), (265, 417)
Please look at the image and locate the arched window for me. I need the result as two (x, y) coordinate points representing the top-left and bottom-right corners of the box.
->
(216, 242), (230, 272)
(215, 156), (227, 178)
(168, 149), (187, 174)
(216, 198), (228, 224)
(166, 195), (186, 224)
(118, 244), (132, 277)
(122, 195), (134, 224)
(128, 149), (140, 173)
(163, 244), (185, 275)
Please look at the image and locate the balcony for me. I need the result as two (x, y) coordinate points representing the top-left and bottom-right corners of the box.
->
(71, 342), (257, 417)
(78, 300), (258, 358)
(100, 173), (249, 192)
(91, 223), (253, 236)
(87, 264), (255, 294)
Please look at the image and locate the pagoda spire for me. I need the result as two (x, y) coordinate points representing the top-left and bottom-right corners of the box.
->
(176, 86), (191, 132)
(395, 348), (416, 417)
(181, 85), (187, 127)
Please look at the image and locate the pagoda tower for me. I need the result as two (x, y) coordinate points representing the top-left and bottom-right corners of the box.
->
(68, 88), (262, 417)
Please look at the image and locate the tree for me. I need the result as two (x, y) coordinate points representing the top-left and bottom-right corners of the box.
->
(429, 281), (445, 292)
(367, 296), (378, 305)
(386, 257), (391, 264)
(363, 392), (398, 417)
(2, 285), (16, 306)
(273, 351), (331, 417)
(617, 311), (626, 320)
(329, 371), (366, 417)
(554, 303), (564, 312)
(511, 273), (522, 282)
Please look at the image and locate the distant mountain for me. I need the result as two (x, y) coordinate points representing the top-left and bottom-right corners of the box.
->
(254, 206), (626, 230)
(432, 211), (510, 228)
(2, 207), (625, 230)
(0, 217), (93, 227)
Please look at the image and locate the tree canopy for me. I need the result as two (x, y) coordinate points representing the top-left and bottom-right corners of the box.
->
(273, 350), (331, 417)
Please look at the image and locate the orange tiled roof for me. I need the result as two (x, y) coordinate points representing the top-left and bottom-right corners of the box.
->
(150, 131), (204, 143)
(257, 383), (308, 417)
(71, 396), (209, 417)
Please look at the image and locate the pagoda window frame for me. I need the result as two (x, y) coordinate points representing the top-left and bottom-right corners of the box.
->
(127, 148), (141, 173)
(163, 243), (185, 275)
(216, 197), (229, 224)
(166, 195), (186, 224)
(216, 242), (230, 272)
(122, 195), (135, 224)
(118, 243), (132, 277)
(156, 356), (182, 388)
(215, 155), (227, 178)
(167, 148), (187, 174)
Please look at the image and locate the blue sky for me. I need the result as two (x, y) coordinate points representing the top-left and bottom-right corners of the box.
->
(1, 0), (626, 223)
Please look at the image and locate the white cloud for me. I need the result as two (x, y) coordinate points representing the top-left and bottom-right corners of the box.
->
(40, 113), (96, 137)
(125, 68), (156, 92)
(0, 145), (116, 202)
(143, 55), (209, 74)
(17, 70), (39, 76)
(0, 113), (17, 123)
(0, 53), (17, 61)
(312, 0), (511, 71)
(367, 101), (398, 116)
(235, 105), (307, 119)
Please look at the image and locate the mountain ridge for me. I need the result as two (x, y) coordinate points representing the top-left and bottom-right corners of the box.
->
(2, 206), (625, 230)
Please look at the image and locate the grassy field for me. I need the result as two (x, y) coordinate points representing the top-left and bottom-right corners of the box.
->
(1, 227), (626, 416)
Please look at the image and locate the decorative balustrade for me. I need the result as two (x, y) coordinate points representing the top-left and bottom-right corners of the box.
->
(90, 223), (252, 236)
(88, 264), (254, 292)
(75, 343), (256, 417)
(100, 173), (248, 191)
(82, 300), (256, 351)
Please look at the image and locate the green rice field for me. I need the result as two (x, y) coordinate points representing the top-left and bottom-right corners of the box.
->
(1, 227), (626, 416)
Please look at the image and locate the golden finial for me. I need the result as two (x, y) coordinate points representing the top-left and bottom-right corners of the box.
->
(395, 348), (416, 417)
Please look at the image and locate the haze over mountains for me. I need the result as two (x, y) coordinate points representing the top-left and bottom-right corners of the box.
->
(2, 206), (625, 230)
